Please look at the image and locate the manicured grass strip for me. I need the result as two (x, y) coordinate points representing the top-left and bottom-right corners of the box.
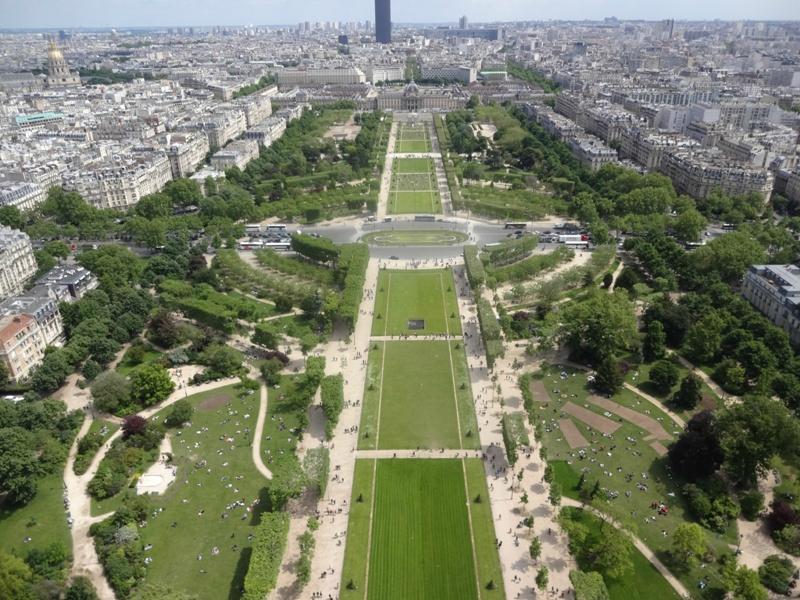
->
(372, 269), (461, 337)
(394, 157), (433, 173)
(358, 343), (384, 450)
(390, 191), (439, 214)
(451, 341), (480, 446)
(340, 459), (376, 599)
(361, 230), (469, 246)
(367, 460), (479, 600)
(375, 341), (463, 450)
(562, 507), (680, 600)
(463, 459), (506, 598)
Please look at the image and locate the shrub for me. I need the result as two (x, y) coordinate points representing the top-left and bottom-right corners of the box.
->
(569, 570), (610, 600)
(649, 359), (680, 394)
(740, 490), (765, 521)
(463, 246), (486, 288)
(164, 399), (193, 428)
(241, 512), (290, 600)
(759, 554), (795, 594)
(320, 374), (344, 439)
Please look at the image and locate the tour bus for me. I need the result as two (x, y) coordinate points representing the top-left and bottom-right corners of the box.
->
(245, 224), (262, 235)
(264, 240), (292, 251)
(558, 234), (589, 244)
(565, 240), (590, 250)
(414, 215), (436, 222)
(721, 223), (736, 231)
(504, 222), (527, 230)
(266, 224), (288, 232)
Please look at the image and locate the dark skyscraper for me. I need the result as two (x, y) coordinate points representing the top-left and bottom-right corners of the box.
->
(375, 0), (391, 44)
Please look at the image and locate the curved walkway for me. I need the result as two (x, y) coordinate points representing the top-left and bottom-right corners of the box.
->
(561, 498), (691, 599)
(251, 384), (274, 480)
(622, 383), (686, 429)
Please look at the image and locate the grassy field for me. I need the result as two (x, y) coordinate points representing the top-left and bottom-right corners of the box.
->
(396, 123), (432, 153)
(372, 269), (462, 337)
(0, 472), (72, 559)
(359, 341), (479, 450)
(531, 365), (736, 595)
(116, 343), (164, 376)
(360, 230), (469, 247)
(129, 380), (302, 600)
(561, 507), (681, 600)
(390, 157), (440, 214)
(341, 459), (502, 600)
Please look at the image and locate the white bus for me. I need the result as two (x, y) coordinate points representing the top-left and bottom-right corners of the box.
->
(266, 224), (288, 232)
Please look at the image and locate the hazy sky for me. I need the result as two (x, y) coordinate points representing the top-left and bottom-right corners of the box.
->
(1, 0), (798, 28)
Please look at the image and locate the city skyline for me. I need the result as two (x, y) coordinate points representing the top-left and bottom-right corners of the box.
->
(1, 0), (797, 29)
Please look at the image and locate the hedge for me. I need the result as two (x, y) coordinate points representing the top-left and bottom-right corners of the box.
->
(501, 413), (529, 465)
(488, 246), (573, 284)
(569, 570), (610, 600)
(336, 243), (369, 332)
(165, 295), (237, 333)
(481, 236), (540, 268)
(463, 245), (486, 288)
(519, 373), (535, 424)
(476, 297), (504, 369)
(291, 233), (340, 264)
(242, 512), (290, 600)
(320, 374), (344, 439)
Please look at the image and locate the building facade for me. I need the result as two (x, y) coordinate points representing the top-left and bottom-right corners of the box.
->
(742, 265), (800, 346)
(375, 0), (391, 44)
(0, 314), (47, 382)
(0, 228), (37, 301)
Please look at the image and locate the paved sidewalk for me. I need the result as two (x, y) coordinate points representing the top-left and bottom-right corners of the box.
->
(376, 121), (398, 220)
(453, 262), (578, 599)
(302, 258), (381, 599)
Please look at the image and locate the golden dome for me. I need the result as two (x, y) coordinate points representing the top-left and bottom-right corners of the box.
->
(47, 40), (64, 61)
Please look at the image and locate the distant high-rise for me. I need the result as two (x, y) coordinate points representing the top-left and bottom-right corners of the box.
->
(375, 0), (391, 44)
(459, 15), (468, 29)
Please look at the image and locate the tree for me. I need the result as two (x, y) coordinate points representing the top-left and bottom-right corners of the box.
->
(758, 555), (794, 595)
(587, 523), (633, 578)
(260, 359), (283, 386)
(65, 577), (99, 600)
(672, 208), (707, 242)
(671, 523), (706, 568)
(684, 311), (724, 364)
(529, 537), (542, 561)
(0, 550), (34, 600)
(691, 231), (766, 285)
(731, 565), (768, 600)
(165, 399), (193, 428)
(560, 291), (637, 363)
(0, 427), (39, 506)
(91, 371), (131, 414)
(535, 567), (549, 591)
(82, 359), (103, 381)
(594, 356), (623, 396)
(25, 541), (68, 580)
(130, 364), (175, 407)
(122, 415), (149, 438)
(649, 360), (680, 394)
(668, 410), (724, 481)
(252, 324), (280, 350)
(199, 344), (243, 377)
(148, 310), (181, 349)
(642, 320), (666, 362)
(672, 374), (702, 410)
(0, 360), (8, 388)
(716, 395), (800, 487)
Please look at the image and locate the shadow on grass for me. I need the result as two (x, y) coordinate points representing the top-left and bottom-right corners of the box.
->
(227, 546), (252, 600)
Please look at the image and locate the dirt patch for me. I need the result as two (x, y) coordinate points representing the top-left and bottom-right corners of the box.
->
(559, 419), (589, 449)
(198, 395), (229, 411)
(589, 396), (671, 441)
(562, 402), (621, 435)
(650, 441), (669, 456)
(528, 378), (550, 402)
(700, 395), (717, 411)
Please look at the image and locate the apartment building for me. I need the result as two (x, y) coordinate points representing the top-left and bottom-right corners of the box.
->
(568, 136), (619, 171)
(0, 228), (37, 301)
(182, 111), (247, 149)
(210, 139), (260, 171)
(742, 265), (800, 346)
(419, 65), (477, 84)
(0, 294), (64, 348)
(660, 148), (774, 200)
(0, 314), (47, 382)
(231, 93), (273, 127)
(0, 182), (46, 213)
(244, 117), (288, 147)
(63, 153), (173, 210)
(166, 133), (210, 179)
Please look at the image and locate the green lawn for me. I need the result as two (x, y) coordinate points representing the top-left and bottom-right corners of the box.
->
(625, 357), (721, 421)
(396, 139), (431, 153)
(390, 157), (440, 214)
(116, 343), (164, 376)
(341, 459), (497, 600)
(126, 379), (304, 599)
(0, 472), (72, 559)
(372, 269), (462, 337)
(533, 365), (737, 596)
(359, 341), (478, 450)
(361, 230), (469, 247)
(561, 507), (680, 600)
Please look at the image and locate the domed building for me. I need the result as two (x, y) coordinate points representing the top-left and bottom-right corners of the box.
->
(45, 40), (80, 88)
